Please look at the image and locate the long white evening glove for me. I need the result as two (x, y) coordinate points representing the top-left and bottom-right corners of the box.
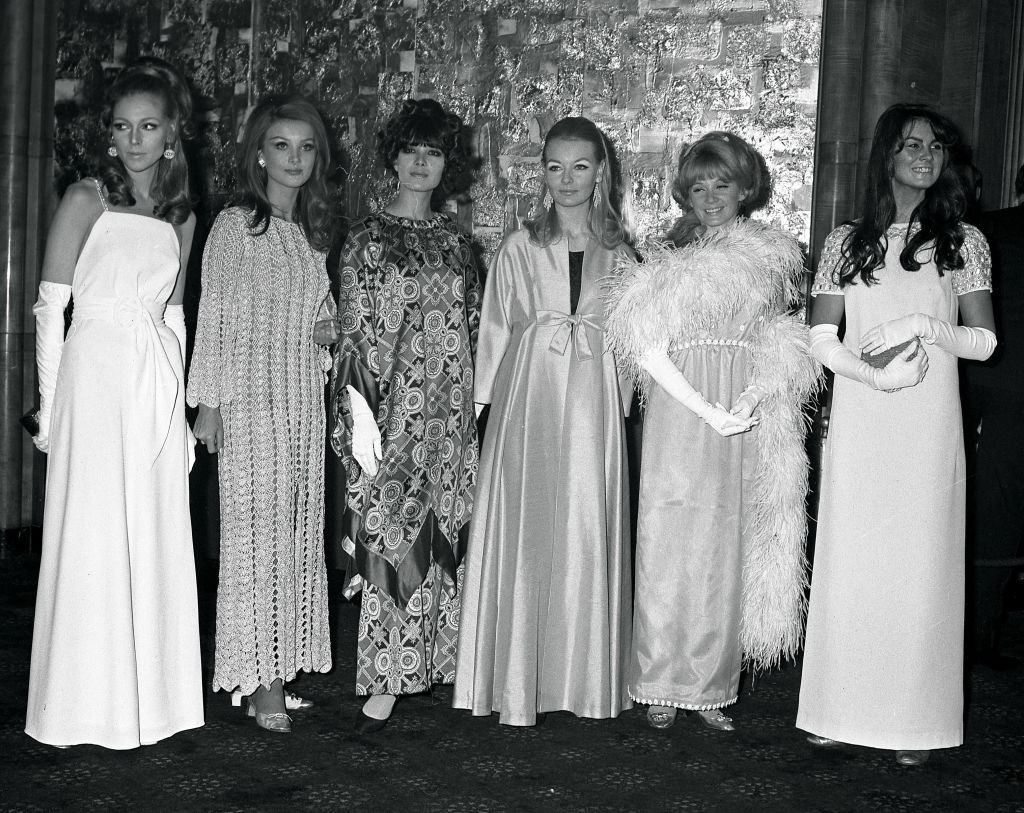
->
(640, 349), (756, 437)
(164, 304), (187, 368)
(858, 312), (996, 361)
(810, 323), (928, 392)
(347, 385), (381, 476)
(32, 281), (72, 452)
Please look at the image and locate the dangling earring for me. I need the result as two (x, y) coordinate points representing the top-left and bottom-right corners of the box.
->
(258, 155), (266, 168)
(163, 144), (176, 160)
(107, 140), (118, 158)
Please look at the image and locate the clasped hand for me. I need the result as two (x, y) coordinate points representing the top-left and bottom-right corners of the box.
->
(858, 313), (930, 355)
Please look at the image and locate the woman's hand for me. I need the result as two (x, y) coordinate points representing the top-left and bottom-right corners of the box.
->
(859, 313), (929, 354)
(875, 340), (929, 391)
(730, 385), (765, 421)
(351, 412), (382, 476)
(312, 317), (340, 347)
(193, 404), (224, 453)
(702, 401), (758, 436)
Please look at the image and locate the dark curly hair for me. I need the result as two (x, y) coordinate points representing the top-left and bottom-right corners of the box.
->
(526, 116), (628, 250)
(99, 59), (191, 225)
(664, 130), (771, 247)
(835, 103), (967, 287)
(234, 93), (335, 253)
(376, 98), (474, 210)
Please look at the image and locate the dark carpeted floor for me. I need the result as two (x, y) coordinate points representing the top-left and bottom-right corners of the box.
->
(1, 556), (1022, 813)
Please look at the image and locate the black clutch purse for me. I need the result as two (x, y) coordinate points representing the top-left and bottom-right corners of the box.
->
(20, 408), (40, 437)
(860, 338), (918, 368)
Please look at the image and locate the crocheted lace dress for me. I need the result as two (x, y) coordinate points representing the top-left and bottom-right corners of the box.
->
(188, 207), (332, 693)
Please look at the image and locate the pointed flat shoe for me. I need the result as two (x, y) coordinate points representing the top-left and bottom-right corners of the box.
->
(697, 709), (735, 731)
(646, 706), (678, 730)
(895, 750), (930, 766)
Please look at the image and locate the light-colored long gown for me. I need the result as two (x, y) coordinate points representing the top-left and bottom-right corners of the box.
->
(188, 207), (332, 694)
(26, 181), (203, 749)
(797, 222), (991, 750)
(453, 229), (633, 726)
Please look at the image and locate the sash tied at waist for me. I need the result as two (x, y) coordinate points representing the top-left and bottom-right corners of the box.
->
(73, 296), (179, 467)
(536, 310), (603, 361)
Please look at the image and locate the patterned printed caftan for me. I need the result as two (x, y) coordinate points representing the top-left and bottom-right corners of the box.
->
(331, 211), (480, 696)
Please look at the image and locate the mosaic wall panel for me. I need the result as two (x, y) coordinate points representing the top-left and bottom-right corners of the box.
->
(55, 0), (821, 257)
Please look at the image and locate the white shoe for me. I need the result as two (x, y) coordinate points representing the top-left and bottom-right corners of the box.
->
(231, 689), (313, 711)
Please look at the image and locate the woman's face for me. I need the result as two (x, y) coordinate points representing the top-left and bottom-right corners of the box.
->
(393, 143), (445, 194)
(891, 118), (945, 195)
(259, 119), (318, 194)
(544, 138), (601, 210)
(687, 175), (747, 233)
(110, 93), (173, 176)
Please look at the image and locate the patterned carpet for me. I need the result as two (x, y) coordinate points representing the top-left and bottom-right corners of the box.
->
(1, 556), (1022, 813)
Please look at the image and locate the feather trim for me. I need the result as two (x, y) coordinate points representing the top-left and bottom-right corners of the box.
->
(742, 314), (822, 671)
(604, 218), (805, 403)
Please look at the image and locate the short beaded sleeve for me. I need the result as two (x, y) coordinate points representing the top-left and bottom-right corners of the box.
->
(811, 224), (853, 295)
(952, 223), (992, 295)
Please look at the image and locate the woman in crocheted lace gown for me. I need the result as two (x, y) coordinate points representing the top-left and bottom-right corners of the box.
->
(26, 59), (203, 749)
(453, 117), (634, 726)
(329, 99), (480, 732)
(798, 104), (995, 766)
(189, 95), (337, 733)
(605, 131), (819, 734)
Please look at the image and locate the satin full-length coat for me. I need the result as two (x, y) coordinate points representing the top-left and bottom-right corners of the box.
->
(453, 229), (633, 726)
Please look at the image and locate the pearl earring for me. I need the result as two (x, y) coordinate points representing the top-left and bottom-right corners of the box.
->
(107, 143), (118, 158)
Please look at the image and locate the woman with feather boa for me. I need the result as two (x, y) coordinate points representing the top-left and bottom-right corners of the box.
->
(605, 132), (820, 731)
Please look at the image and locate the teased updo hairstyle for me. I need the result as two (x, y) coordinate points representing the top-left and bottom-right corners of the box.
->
(235, 93), (335, 252)
(528, 116), (627, 250)
(834, 103), (966, 287)
(99, 58), (191, 225)
(377, 98), (474, 211)
(664, 130), (770, 247)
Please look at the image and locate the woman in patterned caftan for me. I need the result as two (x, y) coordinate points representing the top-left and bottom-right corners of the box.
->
(798, 104), (996, 766)
(189, 95), (338, 733)
(330, 99), (480, 732)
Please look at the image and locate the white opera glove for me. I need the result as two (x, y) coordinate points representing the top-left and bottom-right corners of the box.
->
(859, 312), (996, 361)
(32, 281), (72, 453)
(811, 323), (928, 392)
(347, 385), (381, 476)
(164, 304), (187, 368)
(731, 384), (766, 420)
(640, 349), (756, 437)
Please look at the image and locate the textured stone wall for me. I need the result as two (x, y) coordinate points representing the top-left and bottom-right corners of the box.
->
(55, 0), (821, 255)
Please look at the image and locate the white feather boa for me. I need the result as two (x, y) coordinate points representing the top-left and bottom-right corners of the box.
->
(605, 218), (823, 671)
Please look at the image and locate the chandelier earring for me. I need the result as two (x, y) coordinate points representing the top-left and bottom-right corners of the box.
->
(107, 139), (118, 158)
(162, 144), (176, 160)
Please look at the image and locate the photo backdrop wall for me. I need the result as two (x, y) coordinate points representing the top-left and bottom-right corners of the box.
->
(55, 0), (822, 257)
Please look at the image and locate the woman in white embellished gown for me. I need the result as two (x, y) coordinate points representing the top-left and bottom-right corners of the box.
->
(189, 95), (338, 733)
(798, 104), (995, 766)
(26, 61), (203, 749)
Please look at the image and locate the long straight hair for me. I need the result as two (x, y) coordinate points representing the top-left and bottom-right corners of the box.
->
(99, 64), (191, 225)
(836, 103), (967, 286)
(234, 94), (335, 252)
(527, 117), (628, 250)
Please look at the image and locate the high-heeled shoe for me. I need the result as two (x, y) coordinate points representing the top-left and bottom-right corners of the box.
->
(355, 695), (397, 733)
(646, 706), (677, 730)
(247, 701), (292, 733)
(895, 749), (930, 766)
(232, 688), (312, 711)
(697, 709), (735, 731)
